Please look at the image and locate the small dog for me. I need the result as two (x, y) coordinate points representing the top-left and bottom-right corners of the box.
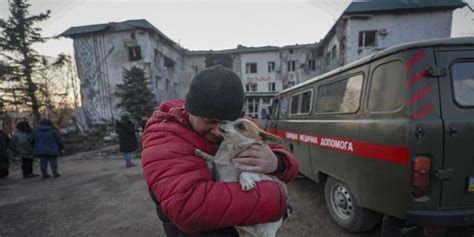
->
(194, 118), (284, 237)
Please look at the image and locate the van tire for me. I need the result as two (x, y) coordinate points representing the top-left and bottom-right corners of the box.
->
(324, 177), (381, 232)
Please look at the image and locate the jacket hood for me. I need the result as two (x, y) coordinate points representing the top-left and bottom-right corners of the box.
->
(153, 99), (190, 128)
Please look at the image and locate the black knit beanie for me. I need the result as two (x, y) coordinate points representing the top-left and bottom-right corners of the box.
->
(185, 65), (244, 121)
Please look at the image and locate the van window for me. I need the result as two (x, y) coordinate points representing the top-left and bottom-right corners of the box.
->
(290, 90), (313, 115)
(301, 91), (312, 113)
(368, 61), (404, 112)
(279, 97), (290, 117)
(451, 61), (474, 107)
(316, 75), (363, 113)
(270, 99), (279, 118)
(290, 95), (299, 114)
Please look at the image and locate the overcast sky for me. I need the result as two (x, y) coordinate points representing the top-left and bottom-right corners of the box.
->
(0, 0), (472, 57)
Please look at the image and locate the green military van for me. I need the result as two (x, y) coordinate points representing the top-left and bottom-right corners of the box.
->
(267, 37), (474, 235)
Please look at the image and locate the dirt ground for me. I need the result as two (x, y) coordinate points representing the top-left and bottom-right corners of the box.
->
(0, 146), (471, 237)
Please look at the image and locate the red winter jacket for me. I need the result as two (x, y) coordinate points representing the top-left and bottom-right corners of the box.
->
(142, 99), (299, 233)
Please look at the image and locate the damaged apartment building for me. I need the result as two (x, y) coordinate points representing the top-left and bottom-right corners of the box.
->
(61, 20), (184, 125)
(317, 0), (471, 73)
(183, 44), (320, 119)
(62, 0), (472, 125)
(62, 19), (320, 124)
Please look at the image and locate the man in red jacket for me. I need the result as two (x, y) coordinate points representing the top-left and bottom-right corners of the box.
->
(142, 65), (299, 236)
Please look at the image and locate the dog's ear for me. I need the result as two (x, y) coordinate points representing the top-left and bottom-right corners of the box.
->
(259, 130), (282, 144)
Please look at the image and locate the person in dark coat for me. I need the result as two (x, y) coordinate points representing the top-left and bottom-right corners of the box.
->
(116, 112), (138, 167)
(12, 121), (39, 178)
(0, 120), (11, 178)
(32, 119), (64, 179)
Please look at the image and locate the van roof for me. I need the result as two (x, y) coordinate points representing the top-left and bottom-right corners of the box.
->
(278, 37), (474, 96)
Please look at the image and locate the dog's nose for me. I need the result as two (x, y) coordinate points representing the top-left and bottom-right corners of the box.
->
(221, 120), (228, 125)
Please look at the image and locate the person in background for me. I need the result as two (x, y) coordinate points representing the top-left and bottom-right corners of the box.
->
(0, 120), (10, 178)
(139, 116), (148, 132)
(12, 121), (39, 178)
(116, 112), (138, 167)
(32, 119), (64, 179)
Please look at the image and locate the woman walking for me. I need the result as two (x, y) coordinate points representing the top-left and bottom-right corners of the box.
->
(12, 121), (39, 178)
(32, 119), (64, 179)
(116, 112), (138, 167)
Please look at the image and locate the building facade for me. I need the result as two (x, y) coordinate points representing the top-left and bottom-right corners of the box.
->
(62, 20), (184, 125)
(62, 1), (472, 125)
(318, 0), (470, 73)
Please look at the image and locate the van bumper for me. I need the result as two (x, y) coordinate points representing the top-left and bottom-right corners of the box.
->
(407, 209), (474, 226)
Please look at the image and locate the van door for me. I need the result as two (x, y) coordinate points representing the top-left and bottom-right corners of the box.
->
(266, 98), (279, 133)
(435, 50), (474, 208)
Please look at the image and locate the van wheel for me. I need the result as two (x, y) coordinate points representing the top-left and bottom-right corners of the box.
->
(324, 177), (381, 232)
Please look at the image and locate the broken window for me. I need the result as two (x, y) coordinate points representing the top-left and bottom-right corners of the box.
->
(154, 49), (159, 63)
(166, 79), (170, 92)
(308, 59), (316, 71)
(268, 82), (276, 92)
(164, 56), (175, 68)
(155, 76), (161, 90)
(246, 83), (257, 92)
(359, 30), (377, 48)
(332, 45), (337, 60)
(268, 61), (275, 72)
(288, 61), (295, 72)
(192, 65), (199, 74)
(246, 63), (257, 74)
(173, 82), (178, 97)
(128, 46), (142, 61)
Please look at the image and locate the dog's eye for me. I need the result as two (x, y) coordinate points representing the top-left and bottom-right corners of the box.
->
(237, 124), (245, 130)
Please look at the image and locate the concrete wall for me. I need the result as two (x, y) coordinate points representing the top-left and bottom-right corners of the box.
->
(345, 10), (453, 63)
(279, 46), (320, 87)
(451, 4), (474, 37)
(240, 51), (282, 92)
(73, 29), (183, 124)
(182, 54), (207, 96)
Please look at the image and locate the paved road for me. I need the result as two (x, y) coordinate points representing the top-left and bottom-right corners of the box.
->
(0, 146), (467, 237)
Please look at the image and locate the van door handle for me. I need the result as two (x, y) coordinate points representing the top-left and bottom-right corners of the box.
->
(448, 127), (457, 137)
(415, 127), (424, 139)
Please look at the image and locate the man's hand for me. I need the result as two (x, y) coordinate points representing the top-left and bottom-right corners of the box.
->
(233, 144), (278, 174)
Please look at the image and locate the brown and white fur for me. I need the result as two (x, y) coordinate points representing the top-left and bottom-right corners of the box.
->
(194, 118), (284, 237)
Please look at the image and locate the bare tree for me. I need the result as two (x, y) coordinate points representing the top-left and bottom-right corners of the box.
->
(0, 0), (51, 122)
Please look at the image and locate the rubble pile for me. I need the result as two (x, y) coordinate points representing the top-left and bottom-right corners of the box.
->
(63, 129), (118, 155)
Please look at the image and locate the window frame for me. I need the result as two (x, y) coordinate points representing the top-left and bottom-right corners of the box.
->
(289, 89), (313, 117)
(315, 73), (365, 115)
(450, 59), (474, 108)
(268, 82), (276, 92)
(245, 63), (257, 74)
(165, 79), (170, 92)
(367, 60), (405, 113)
(288, 61), (296, 72)
(128, 46), (142, 61)
(358, 30), (377, 48)
(268, 61), (275, 72)
(308, 59), (316, 71)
